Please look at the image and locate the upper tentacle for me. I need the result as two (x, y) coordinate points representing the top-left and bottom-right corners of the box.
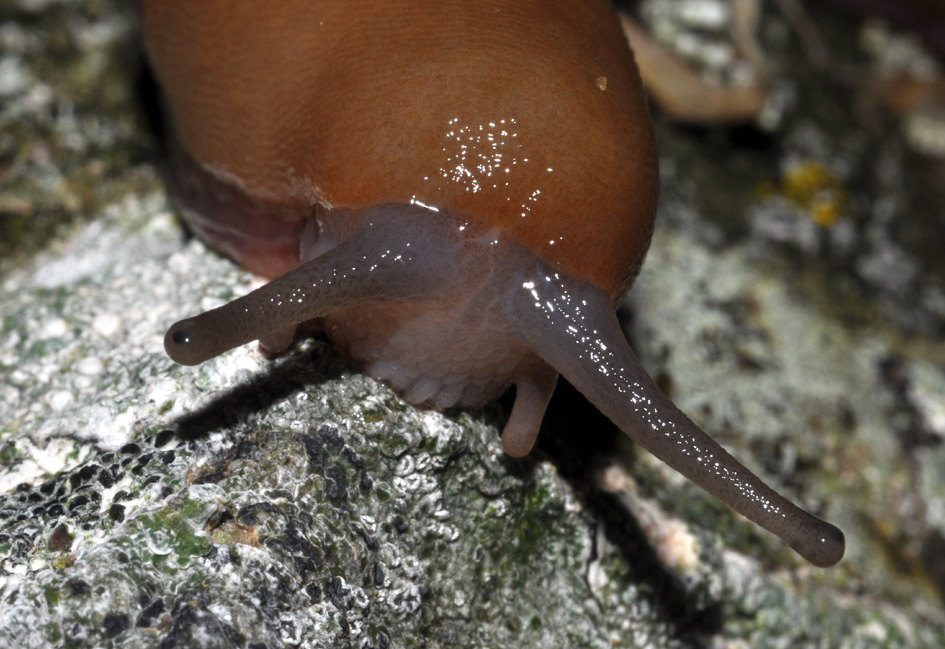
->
(165, 204), (482, 366)
(510, 263), (844, 566)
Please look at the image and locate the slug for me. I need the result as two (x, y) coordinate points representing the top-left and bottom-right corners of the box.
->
(142, 0), (844, 567)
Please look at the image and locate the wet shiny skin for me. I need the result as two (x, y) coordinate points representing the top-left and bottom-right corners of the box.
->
(147, 0), (843, 565)
(164, 206), (844, 568)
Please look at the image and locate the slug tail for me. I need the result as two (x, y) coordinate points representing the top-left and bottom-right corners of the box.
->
(512, 264), (844, 567)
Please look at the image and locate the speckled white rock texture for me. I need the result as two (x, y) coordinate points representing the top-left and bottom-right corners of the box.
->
(0, 199), (688, 648)
(2, 0), (945, 648)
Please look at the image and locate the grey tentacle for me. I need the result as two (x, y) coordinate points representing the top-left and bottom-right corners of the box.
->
(511, 263), (844, 566)
(165, 205), (475, 366)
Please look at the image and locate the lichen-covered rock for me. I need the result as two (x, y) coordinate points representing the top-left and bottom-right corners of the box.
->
(0, 201), (690, 647)
(2, 0), (945, 648)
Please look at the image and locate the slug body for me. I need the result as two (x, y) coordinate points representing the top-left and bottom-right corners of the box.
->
(143, 0), (844, 566)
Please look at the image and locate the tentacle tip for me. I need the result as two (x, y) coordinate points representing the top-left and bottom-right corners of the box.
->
(164, 319), (208, 366)
(258, 325), (298, 357)
(796, 523), (845, 568)
(500, 409), (543, 458)
(501, 436), (534, 458)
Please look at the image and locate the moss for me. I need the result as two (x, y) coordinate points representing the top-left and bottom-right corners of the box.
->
(26, 340), (49, 360)
(361, 408), (385, 424)
(123, 494), (218, 572)
(52, 554), (76, 570)
(382, 433), (411, 455)
(0, 444), (22, 467)
(46, 621), (63, 644)
(43, 585), (61, 609)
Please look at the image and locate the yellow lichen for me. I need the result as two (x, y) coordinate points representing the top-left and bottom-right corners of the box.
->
(761, 161), (849, 227)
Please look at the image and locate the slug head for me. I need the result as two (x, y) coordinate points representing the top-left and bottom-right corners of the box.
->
(164, 202), (844, 567)
(149, 0), (841, 567)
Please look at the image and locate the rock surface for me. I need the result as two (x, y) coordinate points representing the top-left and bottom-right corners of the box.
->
(1, 1), (944, 647)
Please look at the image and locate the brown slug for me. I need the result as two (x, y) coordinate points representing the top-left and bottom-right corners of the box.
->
(141, 0), (844, 567)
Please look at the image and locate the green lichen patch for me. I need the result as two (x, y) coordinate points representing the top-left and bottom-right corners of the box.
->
(120, 489), (220, 573)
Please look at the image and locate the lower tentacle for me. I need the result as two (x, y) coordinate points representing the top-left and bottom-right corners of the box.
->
(510, 262), (845, 566)
(258, 325), (298, 355)
(502, 362), (559, 457)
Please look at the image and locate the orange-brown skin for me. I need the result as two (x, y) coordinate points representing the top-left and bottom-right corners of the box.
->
(146, 1), (845, 567)
(141, 0), (657, 297)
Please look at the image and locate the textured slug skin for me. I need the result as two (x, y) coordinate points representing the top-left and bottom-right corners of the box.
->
(146, 1), (845, 566)
(140, 0), (657, 298)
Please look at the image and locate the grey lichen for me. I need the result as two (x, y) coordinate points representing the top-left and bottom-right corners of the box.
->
(2, 0), (945, 647)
